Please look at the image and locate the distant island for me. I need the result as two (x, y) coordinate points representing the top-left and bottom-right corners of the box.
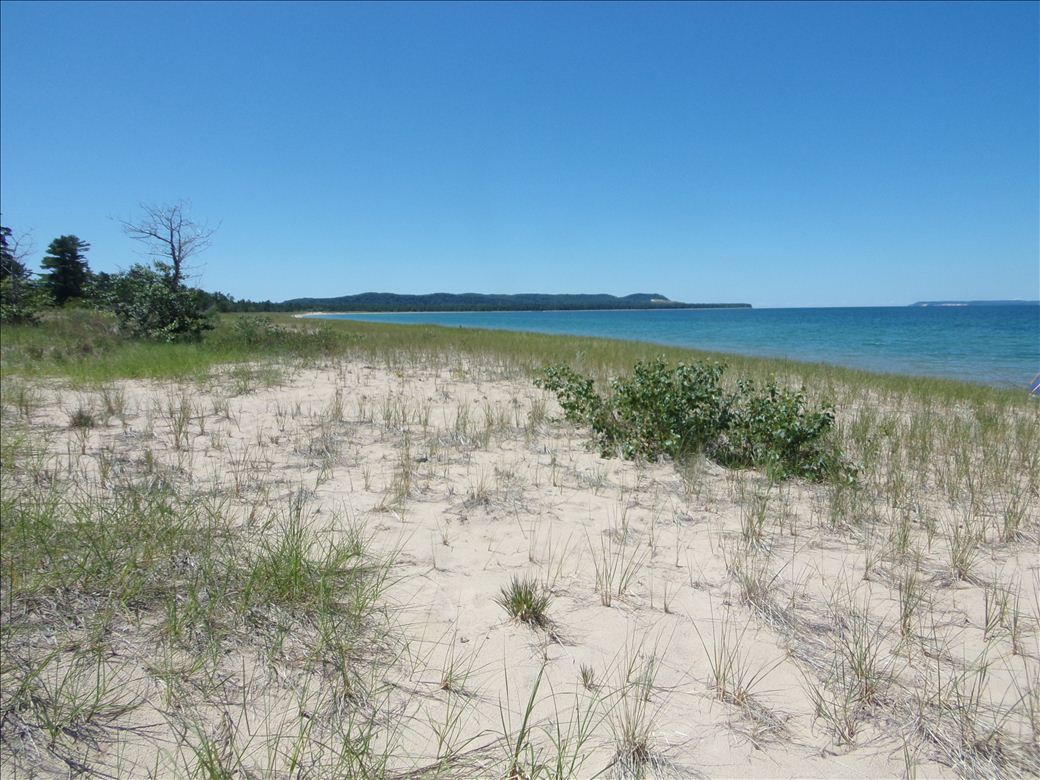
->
(282, 292), (751, 313)
(910, 300), (1039, 307)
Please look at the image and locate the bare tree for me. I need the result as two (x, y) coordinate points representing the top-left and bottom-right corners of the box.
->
(121, 201), (217, 290)
(1, 224), (33, 281)
(1, 224), (36, 311)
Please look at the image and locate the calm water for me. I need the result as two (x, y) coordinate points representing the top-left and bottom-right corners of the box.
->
(310, 306), (1040, 388)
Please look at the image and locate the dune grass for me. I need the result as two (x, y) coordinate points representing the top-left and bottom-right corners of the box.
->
(1, 309), (1037, 778)
(1, 309), (1029, 407)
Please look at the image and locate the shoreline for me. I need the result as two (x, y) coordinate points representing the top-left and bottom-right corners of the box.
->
(294, 306), (752, 316)
(290, 311), (1036, 390)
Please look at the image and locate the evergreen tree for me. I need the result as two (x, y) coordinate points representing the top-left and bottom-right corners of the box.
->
(41, 235), (91, 305)
(1, 226), (27, 281)
(1, 224), (46, 324)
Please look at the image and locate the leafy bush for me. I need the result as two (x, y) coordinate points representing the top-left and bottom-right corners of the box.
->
(0, 277), (48, 325)
(608, 360), (730, 460)
(226, 315), (287, 347)
(713, 380), (847, 481)
(537, 360), (852, 482)
(105, 264), (213, 342)
(538, 364), (604, 424)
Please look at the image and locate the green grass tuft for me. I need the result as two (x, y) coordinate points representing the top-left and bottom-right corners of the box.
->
(496, 575), (552, 627)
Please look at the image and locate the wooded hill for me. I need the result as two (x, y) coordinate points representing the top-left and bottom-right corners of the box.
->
(281, 292), (751, 312)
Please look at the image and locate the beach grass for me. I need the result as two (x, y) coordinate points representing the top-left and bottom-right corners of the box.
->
(1, 309), (1037, 778)
(2, 309), (1029, 404)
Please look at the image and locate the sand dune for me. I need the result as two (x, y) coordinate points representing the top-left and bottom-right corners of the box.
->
(1, 355), (1037, 778)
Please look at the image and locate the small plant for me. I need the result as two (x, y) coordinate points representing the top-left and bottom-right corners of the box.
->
(526, 397), (547, 433)
(804, 659), (862, 746)
(68, 406), (96, 429)
(889, 511), (914, 558)
(496, 575), (551, 628)
(726, 549), (782, 622)
(999, 490), (1027, 543)
(835, 611), (891, 705)
(165, 391), (193, 449)
(947, 514), (982, 582)
(99, 384), (128, 421)
(739, 485), (770, 548)
(694, 609), (779, 709)
(439, 635), (477, 695)
(897, 566), (925, 639)
(4, 380), (41, 420)
(903, 740), (918, 780)
(499, 665), (543, 779)
(609, 639), (664, 775)
(589, 530), (647, 607)
(579, 663), (597, 691)
(328, 386), (345, 422)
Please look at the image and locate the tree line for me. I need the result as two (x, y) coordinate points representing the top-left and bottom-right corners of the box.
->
(1, 202), (233, 340)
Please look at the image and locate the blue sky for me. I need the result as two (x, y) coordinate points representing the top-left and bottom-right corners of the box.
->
(1, 1), (1037, 307)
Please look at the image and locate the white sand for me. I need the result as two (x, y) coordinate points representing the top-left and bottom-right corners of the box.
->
(4, 355), (1036, 778)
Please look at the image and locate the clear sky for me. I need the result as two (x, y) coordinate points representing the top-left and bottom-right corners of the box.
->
(1, 1), (1037, 308)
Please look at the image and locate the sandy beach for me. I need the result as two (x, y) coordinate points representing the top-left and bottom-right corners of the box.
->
(4, 1), (1036, 775)
(2, 346), (1037, 778)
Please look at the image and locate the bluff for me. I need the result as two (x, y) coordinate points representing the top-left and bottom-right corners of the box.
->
(282, 292), (751, 312)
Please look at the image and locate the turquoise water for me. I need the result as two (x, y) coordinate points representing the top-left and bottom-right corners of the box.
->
(310, 306), (1040, 388)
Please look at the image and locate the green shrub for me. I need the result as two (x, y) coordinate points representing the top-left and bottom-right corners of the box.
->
(608, 359), (730, 460)
(0, 277), (48, 325)
(537, 364), (604, 425)
(537, 360), (852, 482)
(106, 264), (213, 342)
(712, 379), (849, 481)
(226, 315), (287, 347)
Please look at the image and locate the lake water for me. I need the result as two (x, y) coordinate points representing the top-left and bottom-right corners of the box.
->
(310, 306), (1040, 388)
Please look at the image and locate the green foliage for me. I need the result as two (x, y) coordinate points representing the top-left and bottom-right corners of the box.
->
(1, 225), (46, 325)
(537, 364), (605, 426)
(0, 276), (48, 325)
(608, 360), (730, 460)
(538, 359), (852, 482)
(714, 380), (849, 481)
(41, 235), (91, 306)
(82, 271), (119, 306)
(206, 316), (345, 361)
(105, 263), (214, 342)
(0, 226), (26, 282)
(496, 575), (552, 627)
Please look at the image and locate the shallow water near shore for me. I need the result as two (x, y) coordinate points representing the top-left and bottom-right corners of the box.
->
(312, 305), (1039, 387)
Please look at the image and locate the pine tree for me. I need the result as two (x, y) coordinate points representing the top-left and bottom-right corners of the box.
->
(1, 225), (30, 282)
(41, 235), (91, 305)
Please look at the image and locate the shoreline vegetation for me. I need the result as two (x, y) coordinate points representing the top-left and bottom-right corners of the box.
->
(2, 310), (1038, 778)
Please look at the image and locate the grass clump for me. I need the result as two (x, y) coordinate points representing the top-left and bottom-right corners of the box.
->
(695, 611), (778, 709)
(67, 406), (96, 429)
(538, 358), (853, 482)
(496, 575), (552, 628)
(0, 460), (395, 775)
